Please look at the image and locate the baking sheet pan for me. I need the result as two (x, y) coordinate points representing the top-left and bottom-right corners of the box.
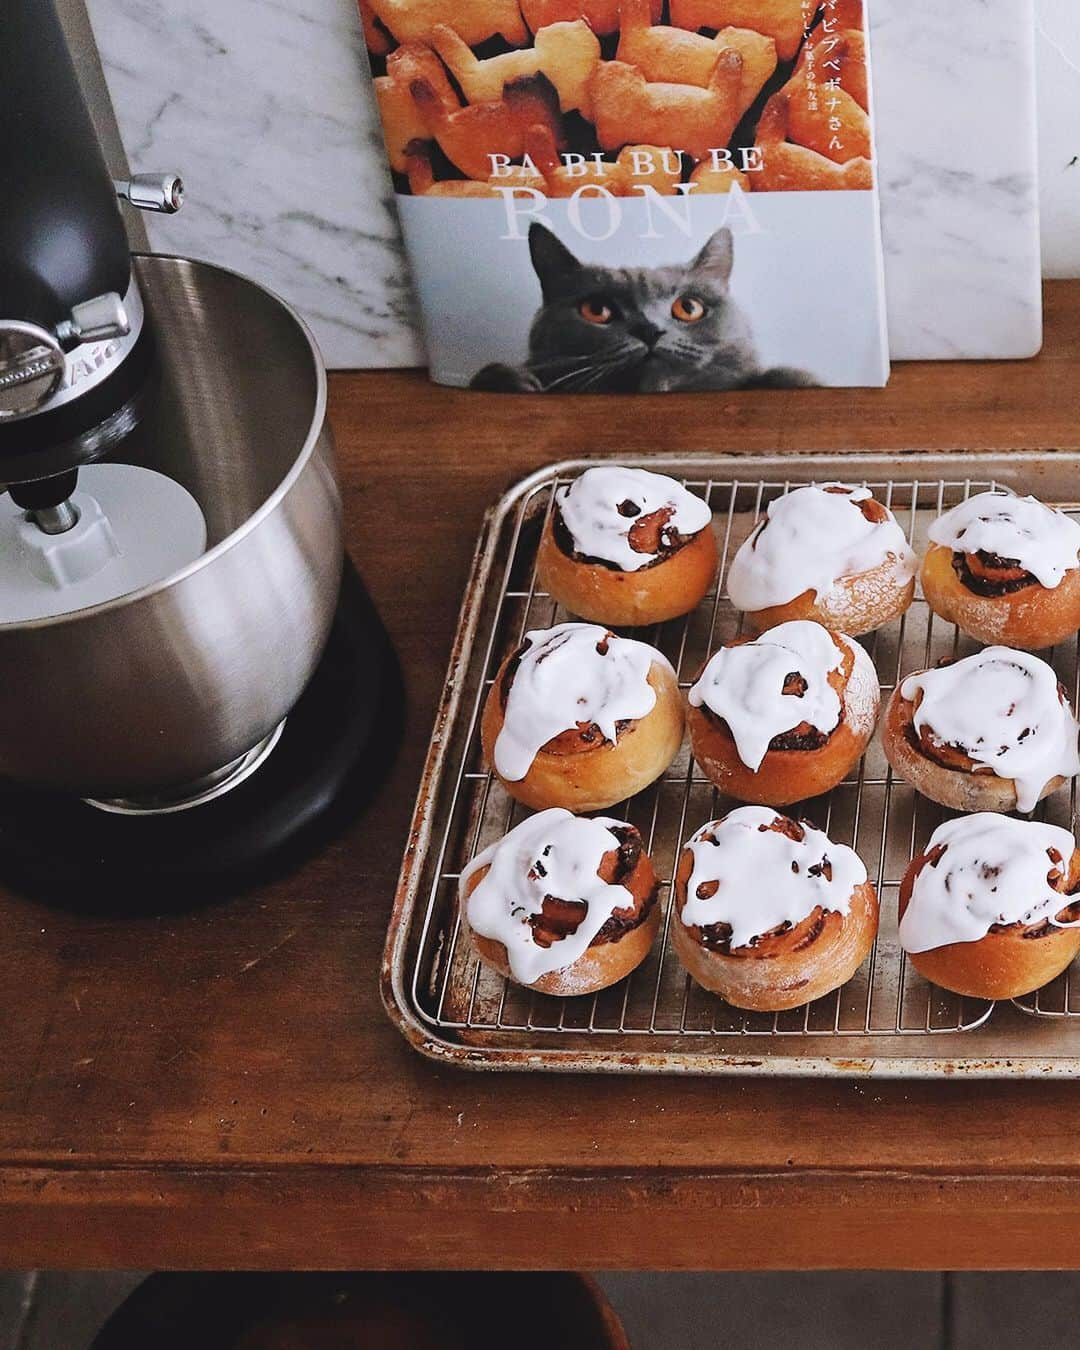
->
(383, 452), (1080, 1076)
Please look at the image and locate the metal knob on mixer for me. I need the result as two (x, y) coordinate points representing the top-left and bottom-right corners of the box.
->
(114, 173), (185, 215)
(55, 292), (130, 347)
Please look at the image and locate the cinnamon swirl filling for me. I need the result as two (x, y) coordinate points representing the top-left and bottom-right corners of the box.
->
(826, 484), (891, 523)
(899, 814), (1080, 954)
(678, 807), (867, 957)
(493, 622), (672, 781)
(552, 465), (711, 574)
(899, 648), (1080, 811)
(689, 621), (875, 769)
(528, 826), (658, 948)
(501, 641), (633, 753)
(463, 808), (661, 983)
(951, 549), (1038, 597)
(695, 899), (830, 957)
(905, 704), (984, 775)
(553, 502), (694, 572)
(929, 490), (1080, 593)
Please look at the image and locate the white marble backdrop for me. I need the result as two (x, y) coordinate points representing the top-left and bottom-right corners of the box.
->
(87, 0), (424, 367)
(872, 0), (1042, 360)
(88, 0), (1080, 368)
(1037, 0), (1080, 279)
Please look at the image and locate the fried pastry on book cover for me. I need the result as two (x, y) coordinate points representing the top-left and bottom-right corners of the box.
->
(362, 0), (890, 390)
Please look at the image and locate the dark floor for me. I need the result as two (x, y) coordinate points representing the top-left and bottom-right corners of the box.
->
(0, 1274), (144, 1350)
(0, 1271), (1076, 1347)
(598, 1272), (1066, 1349)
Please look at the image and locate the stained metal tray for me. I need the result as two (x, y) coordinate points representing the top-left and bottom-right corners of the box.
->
(382, 452), (1080, 1077)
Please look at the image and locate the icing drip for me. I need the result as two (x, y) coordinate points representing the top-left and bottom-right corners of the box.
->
(463, 807), (639, 984)
(929, 491), (1080, 590)
(680, 806), (867, 950)
(899, 813), (1080, 954)
(900, 647), (1080, 813)
(688, 620), (860, 772)
(726, 483), (916, 611)
(556, 466), (712, 573)
(494, 621), (671, 782)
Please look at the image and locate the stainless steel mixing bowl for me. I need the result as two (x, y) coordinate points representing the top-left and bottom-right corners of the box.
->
(0, 255), (343, 798)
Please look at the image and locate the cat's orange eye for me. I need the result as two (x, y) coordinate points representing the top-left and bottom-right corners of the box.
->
(672, 295), (707, 323)
(579, 299), (613, 325)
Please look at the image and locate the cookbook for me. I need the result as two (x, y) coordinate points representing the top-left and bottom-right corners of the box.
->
(362, 0), (890, 390)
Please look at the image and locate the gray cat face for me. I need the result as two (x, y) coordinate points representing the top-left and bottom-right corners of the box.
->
(524, 224), (755, 393)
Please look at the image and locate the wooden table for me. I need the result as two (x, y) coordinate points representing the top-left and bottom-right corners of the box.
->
(2, 284), (1080, 1272)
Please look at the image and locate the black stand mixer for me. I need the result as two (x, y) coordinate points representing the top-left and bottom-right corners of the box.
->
(0, 1), (401, 908)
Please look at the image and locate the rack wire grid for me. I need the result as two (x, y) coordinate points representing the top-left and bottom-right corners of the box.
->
(383, 454), (1080, 1076)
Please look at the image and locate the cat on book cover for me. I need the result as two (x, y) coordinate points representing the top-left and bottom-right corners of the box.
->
(470, 223), (817, 394)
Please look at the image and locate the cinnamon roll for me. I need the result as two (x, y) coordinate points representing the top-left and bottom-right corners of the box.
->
(672, 806), (879, 1011)
(537, 465), (717, 627)
(481, 621), (684, 811)
(461, 808), (660, 996)
(726, 483), (917, 636)
(899, 813), (1080, 1000)
(882, 646), (1080, 813)
(687, 620), (879, 805)
(921, 490), (1080, 650)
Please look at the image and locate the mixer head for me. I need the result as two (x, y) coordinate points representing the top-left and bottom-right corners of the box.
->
(0, 0), (201, 625)
(0, 0), (181, 512)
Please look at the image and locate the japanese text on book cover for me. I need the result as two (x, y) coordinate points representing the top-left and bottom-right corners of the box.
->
(361, 0), (890, 391)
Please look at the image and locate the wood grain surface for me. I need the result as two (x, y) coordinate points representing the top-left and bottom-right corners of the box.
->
(2, 283), (1080, 1270)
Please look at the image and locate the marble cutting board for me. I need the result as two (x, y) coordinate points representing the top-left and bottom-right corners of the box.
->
(871, 0), (1043, 360)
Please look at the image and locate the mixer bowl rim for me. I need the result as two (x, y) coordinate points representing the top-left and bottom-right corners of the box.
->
(0, 253), (331, 633)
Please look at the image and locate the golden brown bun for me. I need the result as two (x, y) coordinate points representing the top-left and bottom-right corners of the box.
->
(899, 845), (1080, 1000)
(741, 557), (915, 638)
(537, 510), (717, 627)
(881, 682), (1067, 813)
(686, 632), (878, 806)
(481, 658), (684, 812)
(921, 541), (1080, 650)
(672, 838), (879, 1011)
(461, 831), (660, 996)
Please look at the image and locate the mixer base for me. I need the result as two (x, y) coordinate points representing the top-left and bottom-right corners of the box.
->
(0, 557), (402, 912)
(85, 722), (287, 816)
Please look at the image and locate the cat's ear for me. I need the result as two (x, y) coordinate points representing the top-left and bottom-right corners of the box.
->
(529, 223), (583, 298)
(688, 227), (734, 288)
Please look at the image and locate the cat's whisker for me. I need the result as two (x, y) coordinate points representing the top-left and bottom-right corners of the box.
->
(526, 353), (606, 376)
(542, 364), (608, 392)
(547, 362), (638, 392)
(568, 349), (644, 393)
(573, 366), (621, 393)
(541, 344), (642, 392)
(527, 356), (622, 388)
(529, 343), (639, 376)
(529, 358), (603, 384)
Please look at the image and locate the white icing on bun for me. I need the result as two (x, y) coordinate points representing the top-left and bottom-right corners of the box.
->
(680, 806), (867, 951)
(929, 490), (1080, 589)
(726, 483), (916, 611)
(900, 647), (1080, 813)
(688, 620), (875, 772)
(462, 808), (641, 984)
(493, 622), (673, 782)
(556, 466), (712, 573)
(899, 814), (1080, 954)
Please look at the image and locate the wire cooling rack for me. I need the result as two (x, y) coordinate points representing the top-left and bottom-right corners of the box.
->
(382, 453), (1080, 1076)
